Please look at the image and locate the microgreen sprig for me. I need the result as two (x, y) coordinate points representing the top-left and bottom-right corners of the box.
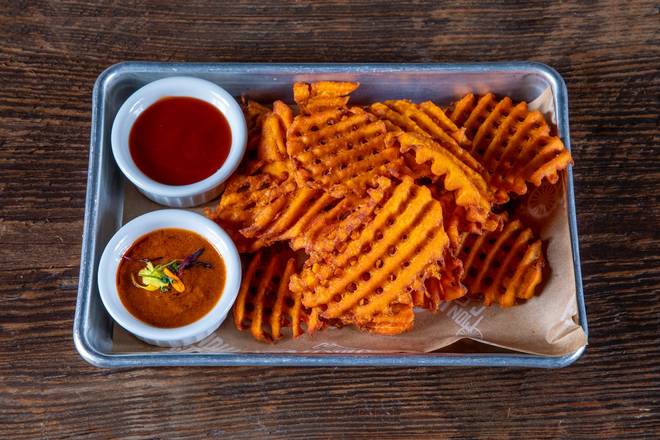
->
(129, 248), (212, 293)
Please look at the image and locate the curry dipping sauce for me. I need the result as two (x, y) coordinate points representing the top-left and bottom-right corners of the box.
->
(116, 228), (226, 328)
(129, 96), (232, 186)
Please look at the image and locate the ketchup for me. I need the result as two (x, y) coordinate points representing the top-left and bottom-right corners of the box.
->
(129, 96), (231, 186)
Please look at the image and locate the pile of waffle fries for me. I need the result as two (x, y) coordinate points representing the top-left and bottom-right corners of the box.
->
(207, 81), (572, 342)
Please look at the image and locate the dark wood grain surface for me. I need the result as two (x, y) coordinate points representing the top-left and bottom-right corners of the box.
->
(1, 1), (658, 438)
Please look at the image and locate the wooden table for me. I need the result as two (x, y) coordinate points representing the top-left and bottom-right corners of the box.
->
(1, 1), (658, 438)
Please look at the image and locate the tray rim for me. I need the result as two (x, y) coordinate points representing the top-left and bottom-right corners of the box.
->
(74, 61), (587, 368)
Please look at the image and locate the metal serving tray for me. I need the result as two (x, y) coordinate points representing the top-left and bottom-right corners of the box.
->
(74, 62), (587, 368)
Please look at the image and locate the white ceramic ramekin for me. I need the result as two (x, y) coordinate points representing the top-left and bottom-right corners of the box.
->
(111, 76), (247, 208)
(97, 209), (241, 347)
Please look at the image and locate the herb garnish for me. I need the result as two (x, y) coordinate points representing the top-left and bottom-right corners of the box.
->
(176, 248), (212, 275)
(129, 248), (212, 293)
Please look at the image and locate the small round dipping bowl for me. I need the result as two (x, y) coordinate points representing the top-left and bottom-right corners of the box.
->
(97, 209), (241, 347)
(111, 76), (247, 208)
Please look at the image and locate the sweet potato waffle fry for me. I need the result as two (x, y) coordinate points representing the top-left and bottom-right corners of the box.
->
(242, 98), (270, 154)
(211, 173), (355, 254)
(430, 189), (503, 249)
(458, 217), (545, 307)
(233, 247), (306, 342)
(397, 132), (495, 229)
(449, 93), (573, 202)
(287, 84), (403, 197)
(207, 81), (570, 343)
(208, 172), (297, 252)
(286, 190), (375, 257)
(257, 100), (293, 164)
(414, 249), (466, 311)
(290, 176), (449, 333)
(370, 100), (481, 173)
(294, 81), (359, 114)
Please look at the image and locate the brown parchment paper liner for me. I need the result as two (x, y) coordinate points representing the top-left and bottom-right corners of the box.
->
(111, 88), (587, 356)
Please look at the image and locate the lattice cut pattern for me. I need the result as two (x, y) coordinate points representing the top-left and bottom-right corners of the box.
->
(286, 189), (378, 257)
(458, 217), (545, 307)
(208, 173), (298, 252)
(287, 105), (403, 197)
(370, 99), (482, 174)
(289, 176), (450, 334)
(233, 247), (306, 342)
(449, 93), (573, 202)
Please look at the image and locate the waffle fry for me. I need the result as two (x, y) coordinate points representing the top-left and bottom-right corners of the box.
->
(239, 98), (293, 168)
(415, 249), (467, 311)
(290, 176), (449, 334)
(257, 100), (293, 164)
(397, 132), (495, 229)
(450, 93), (573, 202)
(233, 247), (305, 342)
(208, 172), (297, 251)
(287, 104), (403, 197)
(294, 81), (359, 114)
(288, 176), (393, 260)
(370, 100), (481, 173)
(286, 191), (373, 257)
(431, 189), (503, 249)
(458, 217), (545, 307)
(212, 173), (355, 252)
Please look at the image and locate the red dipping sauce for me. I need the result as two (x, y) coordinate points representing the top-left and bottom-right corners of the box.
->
(129, 96), (231, 186)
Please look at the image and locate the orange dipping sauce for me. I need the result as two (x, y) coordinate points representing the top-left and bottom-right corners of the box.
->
(116, 228), (226, 328)
(129, 97), (231, 186)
